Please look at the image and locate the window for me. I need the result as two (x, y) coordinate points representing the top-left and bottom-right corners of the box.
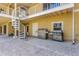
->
(50, 3), (60, 8)
(52, 22), (63, 31)
(43, 3), (48, 10)
(47, 3), (51, 9)
(43, 3), (60, 10)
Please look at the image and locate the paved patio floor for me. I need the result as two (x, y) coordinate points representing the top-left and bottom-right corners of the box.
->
(0, 35), (79, 56)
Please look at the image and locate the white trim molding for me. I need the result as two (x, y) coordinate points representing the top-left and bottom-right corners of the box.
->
(51, 21), (64, 31)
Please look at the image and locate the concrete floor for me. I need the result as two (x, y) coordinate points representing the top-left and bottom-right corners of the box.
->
(0, 35), (79, 56)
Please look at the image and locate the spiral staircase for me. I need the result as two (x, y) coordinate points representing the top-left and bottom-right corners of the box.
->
(12, 6), (27, 39)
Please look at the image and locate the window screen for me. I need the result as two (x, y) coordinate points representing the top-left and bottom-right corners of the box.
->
(53, 23), (62, 30)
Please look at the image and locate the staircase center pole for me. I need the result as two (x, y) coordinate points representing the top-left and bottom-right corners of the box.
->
(14, 3), (17, 38)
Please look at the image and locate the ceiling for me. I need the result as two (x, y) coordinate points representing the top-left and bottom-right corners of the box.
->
(0, 17), (10, 25)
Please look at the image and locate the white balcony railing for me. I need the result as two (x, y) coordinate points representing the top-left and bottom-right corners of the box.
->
(0, 8), (8, 15)
(28, 3), (73, 16)
(12, 6), (28, 18)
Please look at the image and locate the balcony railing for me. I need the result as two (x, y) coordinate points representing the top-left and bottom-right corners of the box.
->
(12, 6), (28, 18)
(0, 8), (8, 15)
(28, 3), (72, 16)
(0, 4), (13, 16)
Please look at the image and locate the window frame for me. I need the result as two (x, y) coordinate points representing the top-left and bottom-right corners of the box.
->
(51, 21), (63, 31)
(43, 3), (60, 10)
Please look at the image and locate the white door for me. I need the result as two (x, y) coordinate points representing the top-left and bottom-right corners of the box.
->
(32, 23), (38, 37)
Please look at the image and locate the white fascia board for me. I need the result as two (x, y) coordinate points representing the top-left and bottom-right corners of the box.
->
(21, 4), (74, 20)
(0, 14), (19, 19)
(0, 14), (12, 18)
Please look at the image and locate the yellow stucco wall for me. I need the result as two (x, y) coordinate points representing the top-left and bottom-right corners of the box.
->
(28, 4), (43, 15)
(74, 3), (79, 10)
(75, 12), (79, 41)
(24, 12), (72, 41)
(74, 4), (79, 41)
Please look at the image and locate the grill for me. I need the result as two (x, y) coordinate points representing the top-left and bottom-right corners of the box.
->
(38, 28), (48, 39)
(48, 30), (64, 42)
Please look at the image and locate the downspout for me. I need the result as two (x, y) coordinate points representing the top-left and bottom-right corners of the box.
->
(72, 3), (75, 44)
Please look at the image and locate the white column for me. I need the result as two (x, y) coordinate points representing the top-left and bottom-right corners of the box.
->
(14, 3), (17, 17)
(72, 4), (75, 44)
(18, 7), (20, 38)
(14, 3), (17, 38)
(24, 25), (26, 39)
(18, 19), (20, 39)
(7, 4), (10, 15)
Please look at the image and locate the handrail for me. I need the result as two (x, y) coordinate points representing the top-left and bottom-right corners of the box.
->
(28, 3), (71, 16)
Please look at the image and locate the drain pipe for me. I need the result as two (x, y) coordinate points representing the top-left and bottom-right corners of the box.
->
(72, 4), (75, 44)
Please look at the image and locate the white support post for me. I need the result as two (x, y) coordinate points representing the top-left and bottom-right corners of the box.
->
(18, 7), (21, 39)
(7, 4), (10, 15)
(24, 25), (26, 39)
(14, 3), (17, 38)
(18, 19), (20, 39)
(15, 3), (17, 17)
(72, 4), (75, 44)
(19, 7), (20, 17)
